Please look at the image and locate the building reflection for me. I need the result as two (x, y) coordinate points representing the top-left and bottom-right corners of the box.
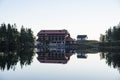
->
(37, 48), (74, 64)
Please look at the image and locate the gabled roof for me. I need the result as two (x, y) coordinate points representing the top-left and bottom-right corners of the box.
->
(37, 29), (69, 35)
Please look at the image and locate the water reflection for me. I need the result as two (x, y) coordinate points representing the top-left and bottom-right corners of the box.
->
(37, 48), (74, 64)
(76, 48), (99, 59)
(100, 49), (120, 72)
(36, 43), (120, 73)
(1, 44), (120, 74)
(0, 48), (35, 71)
(76, 47), (120, 72)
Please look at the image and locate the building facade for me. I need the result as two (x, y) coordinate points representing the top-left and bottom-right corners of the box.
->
(36, 29), (74, 53)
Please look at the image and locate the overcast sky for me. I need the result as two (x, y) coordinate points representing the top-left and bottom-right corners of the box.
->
(0, 0), (120, 40)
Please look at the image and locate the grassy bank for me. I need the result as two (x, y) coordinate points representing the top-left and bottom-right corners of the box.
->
(75, 40), (120, 52)
(76, 40), (99, 49)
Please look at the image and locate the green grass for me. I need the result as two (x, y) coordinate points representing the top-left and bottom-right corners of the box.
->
(76, 40), (99, 48)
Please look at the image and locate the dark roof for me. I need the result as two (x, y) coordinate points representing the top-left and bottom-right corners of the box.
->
(37, 29), (69, 36)
(38, 59), (68, 64)
(77, 35), (87, 38)
(77, 54), (87, 58)
(37, 56), (68, 64)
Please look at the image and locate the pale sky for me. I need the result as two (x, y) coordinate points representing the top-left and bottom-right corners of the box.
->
(0, 0), (120, 40)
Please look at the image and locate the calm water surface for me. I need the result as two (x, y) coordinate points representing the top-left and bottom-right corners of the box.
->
(0, 52), (120, 80)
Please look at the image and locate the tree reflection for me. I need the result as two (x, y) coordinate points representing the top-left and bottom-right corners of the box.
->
(17, 48), (35, 68)
(0, 48), (35, 71)
(100, 49), (120, 72)
(0, 52), (18, 71)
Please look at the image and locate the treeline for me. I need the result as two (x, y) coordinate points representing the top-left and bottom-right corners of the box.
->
(0, 23), (35, 51)
(100, 22), (120, 42)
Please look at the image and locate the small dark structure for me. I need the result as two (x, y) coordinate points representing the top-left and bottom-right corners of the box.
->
(77, 35), (87, 40)
(77, 53), (87, 59)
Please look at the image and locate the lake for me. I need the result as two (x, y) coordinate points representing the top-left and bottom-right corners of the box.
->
(0, 48), (120, 80)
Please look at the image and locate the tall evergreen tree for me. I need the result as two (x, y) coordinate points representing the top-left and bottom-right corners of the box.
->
(0, 23), (35, 51)
(100, 22), (120, 42)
